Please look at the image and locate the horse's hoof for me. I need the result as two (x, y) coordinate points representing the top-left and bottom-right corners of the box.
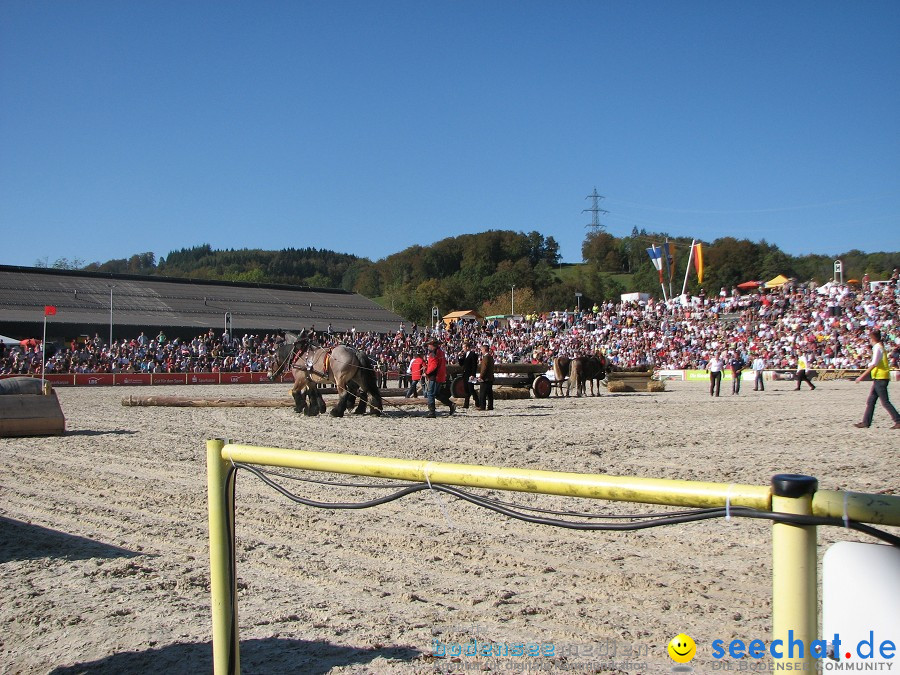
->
(330, 409), (344, 418)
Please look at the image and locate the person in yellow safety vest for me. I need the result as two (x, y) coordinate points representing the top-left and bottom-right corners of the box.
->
(794, 352), (816, 391)
(854, 328), (900, 429)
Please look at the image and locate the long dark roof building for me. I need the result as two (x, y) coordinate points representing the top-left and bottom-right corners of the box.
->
(0, 265), (407, 342)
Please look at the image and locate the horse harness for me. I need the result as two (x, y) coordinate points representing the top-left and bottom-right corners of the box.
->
(292, 344), (331, 380)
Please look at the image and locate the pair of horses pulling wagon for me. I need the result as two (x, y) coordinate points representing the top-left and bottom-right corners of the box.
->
(269, 332), (611, 419)
(269, 332), (383, 417)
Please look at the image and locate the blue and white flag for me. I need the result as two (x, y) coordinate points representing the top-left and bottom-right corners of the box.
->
(646, 245), (664, 282)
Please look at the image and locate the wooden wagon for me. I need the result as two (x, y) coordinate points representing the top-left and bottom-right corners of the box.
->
(446, 363), (554, 399)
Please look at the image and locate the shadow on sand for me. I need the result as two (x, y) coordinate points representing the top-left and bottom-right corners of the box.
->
(49, 638), (423, 675)
(0, 516), (143, 564)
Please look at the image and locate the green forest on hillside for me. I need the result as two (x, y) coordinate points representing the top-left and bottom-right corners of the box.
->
(37, 231), (900, 325)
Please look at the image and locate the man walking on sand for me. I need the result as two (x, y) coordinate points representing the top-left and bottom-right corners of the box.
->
(794, 352), (816, 391)
(707, 353), (723, 397)
(424, 338), (456, 418)
(854, 329), (900, 429)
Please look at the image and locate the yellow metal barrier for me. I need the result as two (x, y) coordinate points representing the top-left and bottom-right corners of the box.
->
(206, 439), (900, 675)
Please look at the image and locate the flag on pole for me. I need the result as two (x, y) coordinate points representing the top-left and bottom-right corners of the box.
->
(661, 242), (674, 282)
(646, 245), (664, 283)
(44, 305), (57, 316)
(693, 243), (704, 284)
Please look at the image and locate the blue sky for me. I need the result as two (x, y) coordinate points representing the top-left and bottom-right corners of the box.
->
(1, 1), (898, 270)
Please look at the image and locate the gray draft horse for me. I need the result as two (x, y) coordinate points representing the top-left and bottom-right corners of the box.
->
(269, 332), (382, 417)
(268, 345), (326, 416)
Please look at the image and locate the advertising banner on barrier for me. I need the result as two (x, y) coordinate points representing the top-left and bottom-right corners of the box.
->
(188, 373), (220, 385)
(75, 373), (115, 386)
(151, 373), (187, 385)
(0, 374), (74, 386)
(655, 370), (684, 381)
(45, 374), (75, 386)
(116, 374), (152, 386)
(684, 370), (753, 381)
(3, 368), (897, 387)
(221, 373), (253, 384)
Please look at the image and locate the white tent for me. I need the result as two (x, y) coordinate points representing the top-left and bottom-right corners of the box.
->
(0, 334), (20, 345)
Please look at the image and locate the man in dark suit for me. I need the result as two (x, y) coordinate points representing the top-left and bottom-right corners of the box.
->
(459, 339), (479, 409)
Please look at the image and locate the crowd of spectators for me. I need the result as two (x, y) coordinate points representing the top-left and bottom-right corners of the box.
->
(2, 274), (898, 379)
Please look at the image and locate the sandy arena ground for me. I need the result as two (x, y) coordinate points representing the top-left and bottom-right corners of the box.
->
(1, 379), (898, 674)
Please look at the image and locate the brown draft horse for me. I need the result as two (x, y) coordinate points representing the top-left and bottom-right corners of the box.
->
(269, 332), (382, 417)
(551, 354), (607, 397)
(570, 354), (608, 397)
(551, 356), (571, 397)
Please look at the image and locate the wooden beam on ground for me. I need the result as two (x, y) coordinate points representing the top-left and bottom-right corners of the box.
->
(121, 395), (431, 408)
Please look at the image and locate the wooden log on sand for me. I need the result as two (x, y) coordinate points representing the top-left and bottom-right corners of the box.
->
(122, 395), (295, 407)
(122, 395), (430, 408)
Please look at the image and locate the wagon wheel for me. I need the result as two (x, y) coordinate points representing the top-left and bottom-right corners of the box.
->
(532, 375), (552, 399)
(451, 376), (467, 398)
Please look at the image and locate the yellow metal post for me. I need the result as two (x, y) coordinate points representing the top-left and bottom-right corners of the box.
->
(207, 439), (239, 675)
(771, 474), (817, 671)
(206, 442), (900, 674)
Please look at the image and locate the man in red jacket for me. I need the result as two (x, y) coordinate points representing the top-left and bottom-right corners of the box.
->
(405, 350), (425, 398)
(424, 338), (456, 418)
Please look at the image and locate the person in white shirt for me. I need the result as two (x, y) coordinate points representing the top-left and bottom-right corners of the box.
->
(752, 354), (766, 391)
(707, 354), (724, 397)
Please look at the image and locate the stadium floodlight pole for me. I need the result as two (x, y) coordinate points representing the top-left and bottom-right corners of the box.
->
(511, 285), (515, 315)
(682, 239), (696, 296)
(109, 285), (114, 347)
(41, 312), (47, 389)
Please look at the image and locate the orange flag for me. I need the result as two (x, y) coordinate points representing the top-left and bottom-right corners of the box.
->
(693, 243), (704, 284)
(44, 305), (57, 316)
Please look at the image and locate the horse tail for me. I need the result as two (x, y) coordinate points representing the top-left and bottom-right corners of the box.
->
(552, 356), (568, 382)
(568, 358), (584, 396)
(357, 352), (383, 412)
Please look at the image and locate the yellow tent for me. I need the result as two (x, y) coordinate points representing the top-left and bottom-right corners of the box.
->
(442, 310), (482, 327)
(764, 274), (790, 288)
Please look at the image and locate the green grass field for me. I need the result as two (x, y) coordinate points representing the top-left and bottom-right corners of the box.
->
(553, 264), (636, 292)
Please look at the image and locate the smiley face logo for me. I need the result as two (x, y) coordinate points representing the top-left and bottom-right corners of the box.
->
(667, 633), (696, 663)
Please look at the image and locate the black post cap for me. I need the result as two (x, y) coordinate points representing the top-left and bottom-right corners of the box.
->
(772, 474), (818, 498)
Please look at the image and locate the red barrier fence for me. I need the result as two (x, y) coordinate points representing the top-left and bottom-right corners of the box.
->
(0, 373), (290, 387)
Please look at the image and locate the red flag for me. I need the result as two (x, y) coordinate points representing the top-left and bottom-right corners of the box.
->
(44, 305), (57, 316)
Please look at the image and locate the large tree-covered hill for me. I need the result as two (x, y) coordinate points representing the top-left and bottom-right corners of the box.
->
(38, 231), (900, 325)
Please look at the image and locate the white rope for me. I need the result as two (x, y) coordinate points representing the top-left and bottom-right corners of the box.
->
(725, 484), (735, 522)
(424, 463), (456, 531)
